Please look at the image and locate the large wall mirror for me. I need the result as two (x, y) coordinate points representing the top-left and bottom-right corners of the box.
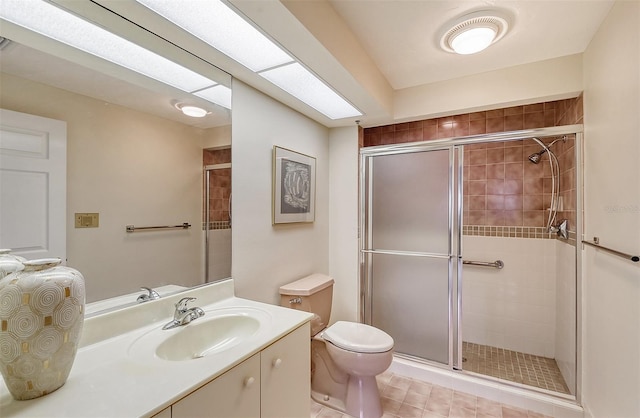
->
(0, 1), (232, 309)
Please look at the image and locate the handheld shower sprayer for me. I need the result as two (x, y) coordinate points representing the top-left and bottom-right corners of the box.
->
(527, 135), (570, 236)
(527, 136), (568, 164)
(528, 149), (545, 164)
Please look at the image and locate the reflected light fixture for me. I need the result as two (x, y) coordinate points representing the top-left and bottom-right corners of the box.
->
(136, 0), (362, 120)
(0, 0), (230, 109)
(175, 103), (207, 118)
(440, 11), (509, 55)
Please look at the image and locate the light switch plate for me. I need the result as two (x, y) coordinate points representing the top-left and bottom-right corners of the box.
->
(75, 213), (99, 228)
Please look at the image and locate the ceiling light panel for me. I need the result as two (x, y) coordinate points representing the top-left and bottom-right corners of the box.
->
(260, 63), (361, 120)
(0, 0), (217, 93)
(136, 0), (294, 72)
(194, 85), (232, 109)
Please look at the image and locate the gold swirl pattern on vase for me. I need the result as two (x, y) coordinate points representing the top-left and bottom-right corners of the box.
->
(0, 258), (85, 400)
(31, 328), (63, 360)
(31, 284), (65, 315)
(0, 333), (21, 362)
(8, 307), (39, 339)
(0, 286), (22, 317)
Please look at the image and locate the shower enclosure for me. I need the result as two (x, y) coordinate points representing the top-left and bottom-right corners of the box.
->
(360, 126), (581, 398)
(203, 147), (232, 283)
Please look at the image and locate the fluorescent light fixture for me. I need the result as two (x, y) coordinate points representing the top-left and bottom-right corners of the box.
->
(194, 85), (232, 110)
(136, 0), (294, 72)
(0, 0), (219, 93)
(260, 63), (361, 120)
(136, 0), (361, 120)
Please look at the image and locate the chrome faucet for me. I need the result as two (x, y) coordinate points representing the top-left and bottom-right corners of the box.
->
(162, 297), (205, 330)
(137, 287), (160, 303)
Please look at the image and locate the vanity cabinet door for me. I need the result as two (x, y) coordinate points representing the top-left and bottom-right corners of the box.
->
(172, 353), (260, 418)
(260, 323), (310, 418)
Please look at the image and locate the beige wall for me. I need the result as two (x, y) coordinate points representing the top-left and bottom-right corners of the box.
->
(202, 124), (231, 150)
(328, 126), (360, 323)
(1, 73), (205, 302)
(231, 79), (330, 305)
(394, 54), (583, 122)
(582, 2), (640, 417)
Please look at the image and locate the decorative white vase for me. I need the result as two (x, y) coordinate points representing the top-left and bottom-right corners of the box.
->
(0, 258), (85, 400)
(0, 249), (26, 279)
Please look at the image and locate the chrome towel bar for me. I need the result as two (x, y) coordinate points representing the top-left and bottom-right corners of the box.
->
(582, 237), (639, 262)
(126, 222), (191, 233)
(462, 259), (504, 269)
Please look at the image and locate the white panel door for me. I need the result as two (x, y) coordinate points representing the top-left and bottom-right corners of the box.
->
(0, 108), (66, 261)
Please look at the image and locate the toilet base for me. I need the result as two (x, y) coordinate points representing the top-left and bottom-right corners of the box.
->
(312, 375), (383, 418)
(344, 375), (383, 418)
(311, 389), (347, 415)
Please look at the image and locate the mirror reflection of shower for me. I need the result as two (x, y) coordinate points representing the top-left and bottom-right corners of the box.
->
(528, 136), (569, 238)
(203, 147), (232, 283)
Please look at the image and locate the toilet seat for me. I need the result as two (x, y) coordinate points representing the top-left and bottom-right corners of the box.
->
(323, 321), (394, 353)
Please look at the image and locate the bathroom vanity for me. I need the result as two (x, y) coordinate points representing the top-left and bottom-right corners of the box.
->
(0, 279), (312, 417)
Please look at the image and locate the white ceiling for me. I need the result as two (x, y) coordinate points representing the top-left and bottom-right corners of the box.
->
(0, 0), (615, 129)
(327, 0), (614, 90)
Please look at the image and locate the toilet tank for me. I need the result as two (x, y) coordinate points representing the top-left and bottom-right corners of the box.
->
(279, 274), (334, 336)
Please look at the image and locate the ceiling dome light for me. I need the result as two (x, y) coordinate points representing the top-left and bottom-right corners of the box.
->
(440, 11), (509, 55)
(175, 103), (208, 118)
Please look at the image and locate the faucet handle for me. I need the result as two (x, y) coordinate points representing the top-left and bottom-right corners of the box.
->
(137, 287), (160, 302)
(176, 297), (196, 312)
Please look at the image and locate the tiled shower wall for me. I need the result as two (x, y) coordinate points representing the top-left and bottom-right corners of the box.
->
(203, 148), (232, 282)
(203, 147), (231, 227)
(363, 99), (581, 394)
(363, 96), (583, 235)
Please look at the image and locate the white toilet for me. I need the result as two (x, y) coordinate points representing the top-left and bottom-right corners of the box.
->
(279, 274), (394, 418)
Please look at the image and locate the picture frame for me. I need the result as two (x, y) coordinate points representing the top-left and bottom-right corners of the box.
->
(272, 146), (316, 224)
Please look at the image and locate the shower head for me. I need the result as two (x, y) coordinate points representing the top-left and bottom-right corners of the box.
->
(527, 136), (567, 164)
(528, 149), (546, 164)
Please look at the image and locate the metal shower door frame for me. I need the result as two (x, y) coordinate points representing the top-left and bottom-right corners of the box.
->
(204, 163), (231, 283)
(358, 124), (584, 376)
(359, 143), (463, 369)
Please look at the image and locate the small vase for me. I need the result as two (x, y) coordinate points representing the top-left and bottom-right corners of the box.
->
(0, 258), (85, 400)
(0, 249), (26, 279)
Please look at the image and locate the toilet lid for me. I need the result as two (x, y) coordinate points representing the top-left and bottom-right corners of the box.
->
(323, 321), (394, 353)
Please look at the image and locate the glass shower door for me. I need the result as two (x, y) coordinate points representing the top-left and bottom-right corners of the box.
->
(362, 147), (459, 366)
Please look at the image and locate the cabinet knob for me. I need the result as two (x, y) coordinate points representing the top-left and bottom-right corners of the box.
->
(244, 376), (255, 387)
(272, 358), (282, 369)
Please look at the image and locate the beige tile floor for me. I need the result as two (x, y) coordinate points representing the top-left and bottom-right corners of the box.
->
(310, 371), (553, 418)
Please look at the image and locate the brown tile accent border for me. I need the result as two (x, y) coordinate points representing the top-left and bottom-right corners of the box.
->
(363, 95), (583, 237)
(202, 221), (231, 230)
(463, 225), (554, 239)
(363, 96), (583, 147)
(203, 148), (232, 223)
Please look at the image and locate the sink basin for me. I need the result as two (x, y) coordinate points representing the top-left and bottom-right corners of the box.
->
(128, 307), (272, 362)
(157, 314), (259, 361)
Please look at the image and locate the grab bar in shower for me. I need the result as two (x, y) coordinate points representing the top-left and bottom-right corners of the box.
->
(462, 259), (505, 269)
(582, 237), (639, 262)
(126, 222), (191, 233)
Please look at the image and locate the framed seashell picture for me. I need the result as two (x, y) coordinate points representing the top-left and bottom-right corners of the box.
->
(272, 146), (316, 224)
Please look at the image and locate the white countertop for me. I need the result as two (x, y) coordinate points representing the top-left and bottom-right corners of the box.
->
(0, 280), (313, 417)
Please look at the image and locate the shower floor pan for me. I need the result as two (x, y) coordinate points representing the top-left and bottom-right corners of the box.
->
(462, 342), (571, 394)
